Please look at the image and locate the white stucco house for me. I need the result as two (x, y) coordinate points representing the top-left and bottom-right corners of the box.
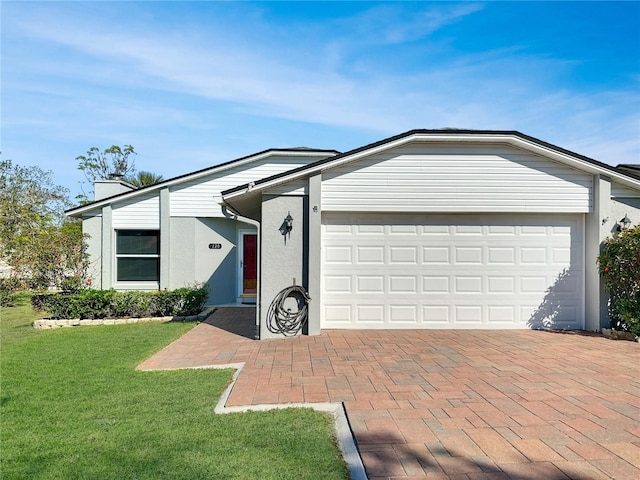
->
(67, 130), (640, 339)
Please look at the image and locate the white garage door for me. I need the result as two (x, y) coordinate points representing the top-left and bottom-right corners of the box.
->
(321, 213), (584, 329)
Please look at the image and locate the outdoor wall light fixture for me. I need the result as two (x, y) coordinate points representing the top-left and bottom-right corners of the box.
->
(279, 212), (294, 244)
(615, 214), (632, 233)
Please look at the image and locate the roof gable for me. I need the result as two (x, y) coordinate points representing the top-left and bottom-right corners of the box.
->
(67, 147), (339, 216)
(222, 130), (640, 199)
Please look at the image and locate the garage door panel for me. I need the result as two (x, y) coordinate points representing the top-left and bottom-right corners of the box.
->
(455, 277), (483, 293)
(357, 305), (385, 323)
(389, 276), (418, 293)
(325, 246), (351, 263)
(424, 247), (450, 263)
(324, 305), (352, 324)
(357, 276), (384, 293)
(356, 246), (385, 263)
(455, 305), (483, 322)
(389, 305), (418, 322)
(488, 276), (516, 293)
(423, 305), (451, 322)
(322, 213), (584, 329)
(389, 246), (418, 264)
(454, 247), (483, 263)
(324, 275), (351, 293)
(488, 306), (516, 322)
(422, 276), (450, 293)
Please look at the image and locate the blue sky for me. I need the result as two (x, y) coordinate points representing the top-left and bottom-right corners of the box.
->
(2, 1), (639, 201)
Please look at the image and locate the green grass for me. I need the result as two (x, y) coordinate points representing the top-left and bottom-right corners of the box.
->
(0, 296), (349, 479)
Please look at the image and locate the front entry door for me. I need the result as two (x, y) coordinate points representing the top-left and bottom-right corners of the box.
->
(242, 234), (257, 295)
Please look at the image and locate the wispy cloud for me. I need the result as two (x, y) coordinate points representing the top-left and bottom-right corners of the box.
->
(3, 0), (638, 191)
(339, 2), (485, 45)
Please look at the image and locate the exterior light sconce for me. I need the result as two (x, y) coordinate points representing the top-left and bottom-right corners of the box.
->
(279, 212), (293, 244)
(615, 214), (632, 233)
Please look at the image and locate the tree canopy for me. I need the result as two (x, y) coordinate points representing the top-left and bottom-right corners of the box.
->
(126, 170), (164, 188)
(0, 158), (87, 290)
(76, 144), (137, 183)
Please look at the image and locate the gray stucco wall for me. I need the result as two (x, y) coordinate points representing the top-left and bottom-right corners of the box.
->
(259, 194), (308, 339)
(82, 215), (103, 289)
(82, 210), (249, 305)
(307, 174), (322, 335)
(168, 217), (247, 305)
(168, 217), (196, 290)
(100, 206), (113, 289)
(196, 218), (242, 305)
(610, 198), (640, 230)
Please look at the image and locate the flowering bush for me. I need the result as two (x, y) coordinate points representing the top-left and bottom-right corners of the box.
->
(598, 225), (640, 335)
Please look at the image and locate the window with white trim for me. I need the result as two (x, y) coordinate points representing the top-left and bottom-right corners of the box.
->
(115, 230), (160, 282)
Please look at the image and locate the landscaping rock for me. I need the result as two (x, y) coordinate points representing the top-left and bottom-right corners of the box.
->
(32, 310), (215, 329)
(601, 328), (639, 342)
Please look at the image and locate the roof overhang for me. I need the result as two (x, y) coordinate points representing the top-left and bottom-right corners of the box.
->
(66, 148), (339, 217)
(222, 130), (640, 202)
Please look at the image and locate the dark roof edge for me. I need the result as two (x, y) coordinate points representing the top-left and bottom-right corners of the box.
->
(224, 128), (634, 196)
(66, 147), (340, 214)
(616, 164), (640, 180)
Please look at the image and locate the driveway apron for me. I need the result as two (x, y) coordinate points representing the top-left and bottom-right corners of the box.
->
(138, 308), (640, 480)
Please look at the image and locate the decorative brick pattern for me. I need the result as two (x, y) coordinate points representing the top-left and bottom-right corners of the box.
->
(138, 308), (640, 479)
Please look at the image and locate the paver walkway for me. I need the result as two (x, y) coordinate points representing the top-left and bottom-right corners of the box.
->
(138, 308), (640, 480)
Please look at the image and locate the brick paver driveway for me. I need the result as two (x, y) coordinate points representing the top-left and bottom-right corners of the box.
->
(139, 308), (640, 480)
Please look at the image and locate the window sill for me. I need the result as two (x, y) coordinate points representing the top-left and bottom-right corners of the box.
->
(114, 282), (160, 291)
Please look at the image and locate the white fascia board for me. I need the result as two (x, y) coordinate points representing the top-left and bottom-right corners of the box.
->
(67, 149), (335, 217)
(223, 133), (640, 201)
(223, 135), (421, 201)
(497, 135), (640, 190)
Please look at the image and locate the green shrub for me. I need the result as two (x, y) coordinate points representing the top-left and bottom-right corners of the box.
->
(110, 291), (153, 318)
(31, 284), (209, 320)
(60, 276), (84, 293)
(598, 225), (640, 335)
(169, 286), (210, 316)
(0, 277), (21, 307)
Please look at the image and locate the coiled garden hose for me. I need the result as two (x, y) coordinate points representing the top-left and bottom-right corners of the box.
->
(266, 285), (311, 337)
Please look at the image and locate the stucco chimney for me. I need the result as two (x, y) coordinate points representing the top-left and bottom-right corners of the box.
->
(94, 177), (135, 200)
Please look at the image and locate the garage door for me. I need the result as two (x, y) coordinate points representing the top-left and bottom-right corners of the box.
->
(321, 213), (584, 329)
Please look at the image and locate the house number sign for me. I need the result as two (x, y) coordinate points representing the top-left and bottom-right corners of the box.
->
(208, 243), (222, 250)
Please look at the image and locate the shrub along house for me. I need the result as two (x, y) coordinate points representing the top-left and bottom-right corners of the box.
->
(68, 130), (640, 339)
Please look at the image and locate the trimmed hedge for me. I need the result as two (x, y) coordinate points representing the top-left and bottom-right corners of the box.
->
(32, 284), (209, 320)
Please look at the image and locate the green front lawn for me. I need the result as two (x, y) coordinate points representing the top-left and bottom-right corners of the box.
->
(0, 295), (348, 479)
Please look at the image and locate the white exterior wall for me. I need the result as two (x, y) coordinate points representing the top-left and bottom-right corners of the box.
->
(112, 193), (160, 229)
(322, 143), (592, 213)
(611, 182), (640, 199)
(171, 157), (312, 217)
(264, 178), (308, 196)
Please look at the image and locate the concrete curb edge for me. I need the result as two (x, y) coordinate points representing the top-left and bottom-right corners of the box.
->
(141, 362), (367, 480)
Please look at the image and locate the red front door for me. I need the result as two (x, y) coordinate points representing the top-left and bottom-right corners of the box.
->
(242, 234), (257, 294)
